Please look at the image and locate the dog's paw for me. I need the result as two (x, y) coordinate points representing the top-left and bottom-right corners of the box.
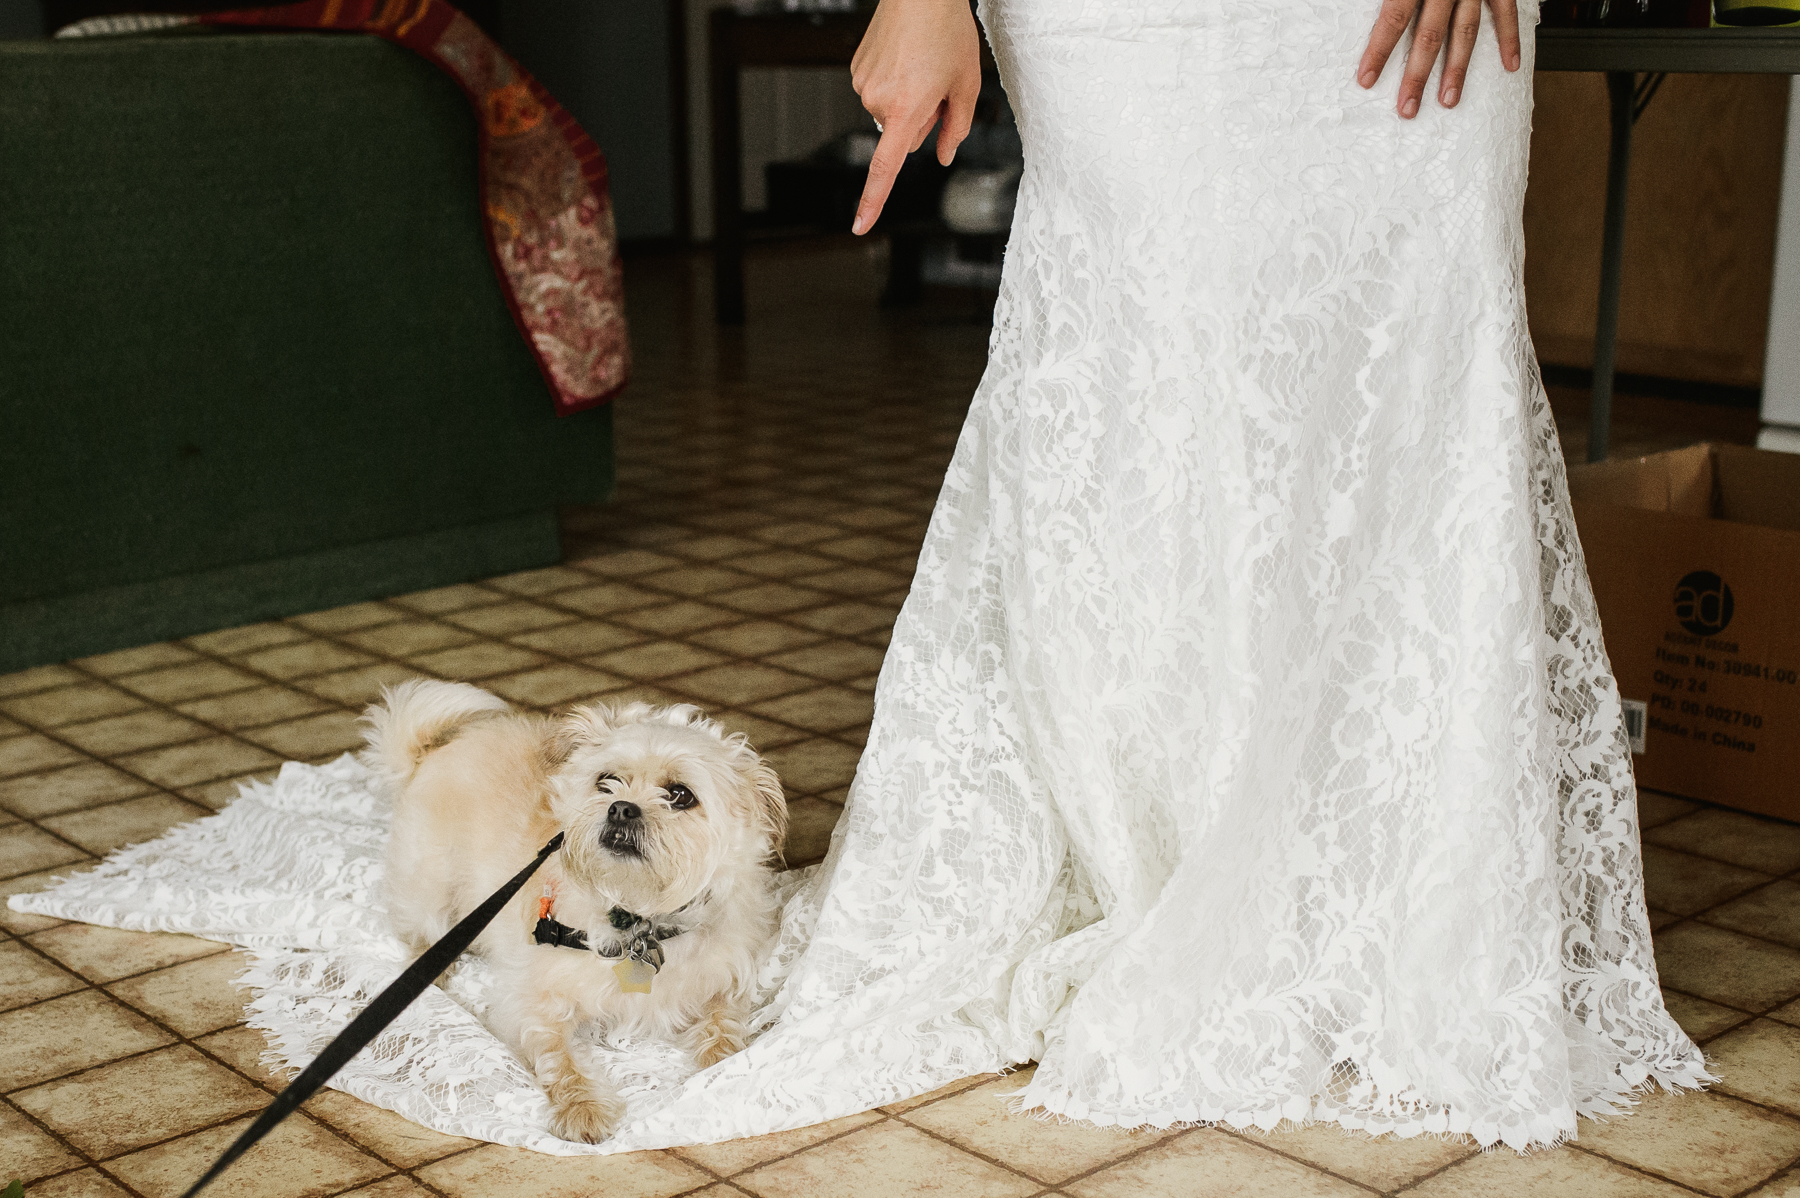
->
(693, 1034), (744, 1069)
(550, 1092), (626, 1143)
(688, 1003), (749, 1069)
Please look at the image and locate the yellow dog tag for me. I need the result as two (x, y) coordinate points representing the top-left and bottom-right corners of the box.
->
(613, 958), (656, 994)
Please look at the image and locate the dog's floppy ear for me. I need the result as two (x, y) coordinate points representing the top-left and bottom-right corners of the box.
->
(746, 760), (787, 859)
(542, 704), (615, 770)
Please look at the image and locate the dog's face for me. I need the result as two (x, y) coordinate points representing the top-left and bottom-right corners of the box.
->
(546, 703), (786, 917)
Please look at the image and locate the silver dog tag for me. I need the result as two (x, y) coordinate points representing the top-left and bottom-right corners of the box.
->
(613, 958), (656, 993)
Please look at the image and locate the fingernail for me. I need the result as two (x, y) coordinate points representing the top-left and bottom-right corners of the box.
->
(1442, 86), (1459, 107)
(851, 215), (866, 235)
(1358, 70), (1376, 88)
(1401, 96), (1418, 119)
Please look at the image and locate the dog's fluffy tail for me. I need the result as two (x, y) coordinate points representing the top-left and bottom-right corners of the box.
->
(361, 679), (509, 786)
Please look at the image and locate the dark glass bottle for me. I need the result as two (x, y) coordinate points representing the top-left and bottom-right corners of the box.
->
(1715, 0), (1800, 25)
(1634, 0), (1720, 24)
(1539, 0), (1612, 24)
(1541, 0), (1712, 23)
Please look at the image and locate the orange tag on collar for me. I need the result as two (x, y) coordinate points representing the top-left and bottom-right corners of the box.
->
(537, 894), (552, 921)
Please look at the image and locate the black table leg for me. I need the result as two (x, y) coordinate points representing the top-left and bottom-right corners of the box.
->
(710, 9), (745, 325)
(1589, 70), (1635, 464)
(880, 233), (926, 307)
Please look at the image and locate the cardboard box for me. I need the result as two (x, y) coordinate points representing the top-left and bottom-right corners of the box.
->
(1568, 443), (1800, 823)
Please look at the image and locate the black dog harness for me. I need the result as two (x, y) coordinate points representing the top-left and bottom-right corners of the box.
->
(533, 883), (693, 989)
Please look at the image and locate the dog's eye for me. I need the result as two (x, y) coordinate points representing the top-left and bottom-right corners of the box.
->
(597, 773), (621, 792)
(667, 783), (698, 811)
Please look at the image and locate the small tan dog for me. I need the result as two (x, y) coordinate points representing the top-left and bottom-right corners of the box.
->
(362, 680), (787, 1143)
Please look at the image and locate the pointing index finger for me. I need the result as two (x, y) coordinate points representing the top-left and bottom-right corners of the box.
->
(852, 125), (913, 236)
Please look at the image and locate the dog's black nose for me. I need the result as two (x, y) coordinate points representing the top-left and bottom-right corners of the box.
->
(608, 800), (641, 823)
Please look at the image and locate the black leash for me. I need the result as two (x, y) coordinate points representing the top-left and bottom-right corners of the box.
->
(180, 832), (565, 1198)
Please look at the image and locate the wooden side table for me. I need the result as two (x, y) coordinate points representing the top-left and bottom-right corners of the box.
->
(1536, 27), (1800, 460)
(709, 8), (870, 325)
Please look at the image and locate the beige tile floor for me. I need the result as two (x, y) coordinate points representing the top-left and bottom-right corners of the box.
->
(3, 241), (1798, 1197)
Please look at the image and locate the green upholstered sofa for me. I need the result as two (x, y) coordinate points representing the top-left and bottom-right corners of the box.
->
(0, 29), (614, 673)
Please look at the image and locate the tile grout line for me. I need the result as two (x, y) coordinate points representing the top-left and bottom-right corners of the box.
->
(1, 1091), (120, 1197)
(0, 935), (233, 1023)
(892, 1104), (1209, 1197)
(1729, 1151), (1800, 1198)
(670, 1112), (899, 1186)
(1641, 819), (1800, 883)
(1639, 828), (1800, 981)
(1211, 1122), (1403, 1194)
(176, 1023), (462, 1190)
(1562, 1139), (1766, 1197)
(1380, 1141), (1495, 1197)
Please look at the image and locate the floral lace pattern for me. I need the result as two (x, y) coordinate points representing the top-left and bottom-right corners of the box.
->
(665, 0), (1708, 1152)
(13, 0), (1707, 1155)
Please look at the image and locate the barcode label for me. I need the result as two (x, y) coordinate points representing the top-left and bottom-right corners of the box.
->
(1621, 699), (1647, 755)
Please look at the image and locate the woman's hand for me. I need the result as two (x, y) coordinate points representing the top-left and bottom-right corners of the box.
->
(1357, 0), (1521, 119)
(849, 0), (982, 235)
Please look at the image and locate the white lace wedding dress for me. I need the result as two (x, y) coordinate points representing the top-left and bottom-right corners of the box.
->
(15, 0), (1708, 1156)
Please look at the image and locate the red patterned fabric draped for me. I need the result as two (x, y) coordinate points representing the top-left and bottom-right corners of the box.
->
(200, 0), (631, 415)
